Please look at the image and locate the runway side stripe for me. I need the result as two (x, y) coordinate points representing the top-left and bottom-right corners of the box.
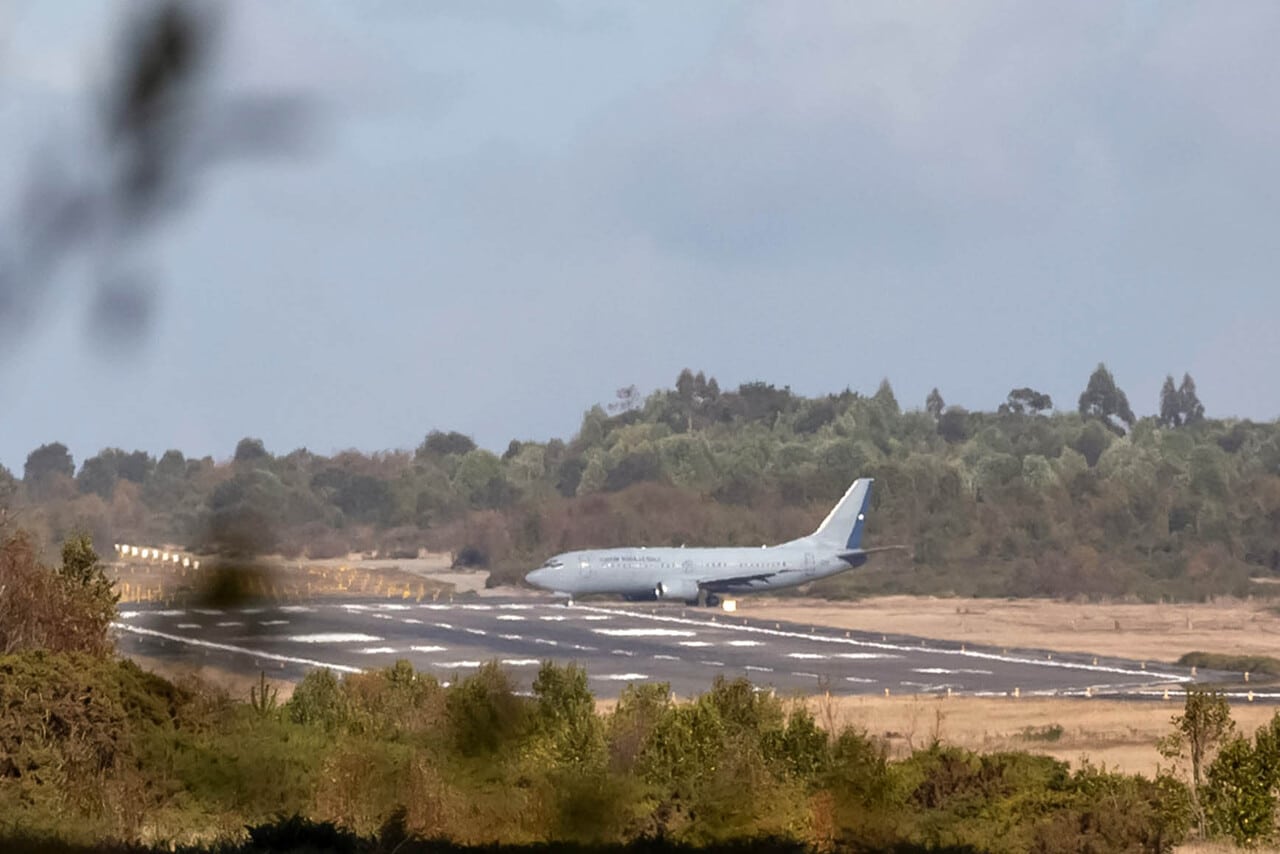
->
(112, 623), (363, 674)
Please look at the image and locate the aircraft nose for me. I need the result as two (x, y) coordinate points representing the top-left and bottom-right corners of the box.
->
(525, 568), (548, 588)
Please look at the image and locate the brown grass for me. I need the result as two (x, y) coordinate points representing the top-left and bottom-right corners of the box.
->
(743, 595), (1280, 665)
(794, 694), (1277, 778)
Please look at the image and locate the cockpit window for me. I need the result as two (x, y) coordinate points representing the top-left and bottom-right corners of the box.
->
(540, 558), (563, 569)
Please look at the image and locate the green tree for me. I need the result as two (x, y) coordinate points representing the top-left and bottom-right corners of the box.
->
(24, 442), (74, 498)
(1160, 375), (1182, 428)
(77, 454), (119, 499)
(872, 378), (900, 416)
(1179, 373), (1205, 426)
(999, 387), (1053, 416)
(925, 388), (945, 421)
(416, 430), (477, 459)
(1158, 689), (1236, 835)
(530, 662), (604, 767)
(937, 406), (970, 444)
(1078, 363), (1135, 434)
(234, 437), (270, 464)
(1205, 735), (1274, 846)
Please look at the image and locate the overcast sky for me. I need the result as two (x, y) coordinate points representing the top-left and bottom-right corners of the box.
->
(1, 1), (1278, 473)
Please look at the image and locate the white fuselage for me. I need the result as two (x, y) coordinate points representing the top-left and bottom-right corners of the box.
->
(524, 543), (861, 601)
(524, 477), (880, 603)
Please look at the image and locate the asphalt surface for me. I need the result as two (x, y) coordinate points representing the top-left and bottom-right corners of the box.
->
(112, 596), (1260, 700)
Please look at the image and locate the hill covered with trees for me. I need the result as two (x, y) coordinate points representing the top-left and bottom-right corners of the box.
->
(3, 364), (1278, 601)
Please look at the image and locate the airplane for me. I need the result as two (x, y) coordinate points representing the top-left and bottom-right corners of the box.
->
(524, 477), (900, 606)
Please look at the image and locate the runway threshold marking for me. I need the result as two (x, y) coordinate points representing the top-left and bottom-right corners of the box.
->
(572, 605), (1193, 684)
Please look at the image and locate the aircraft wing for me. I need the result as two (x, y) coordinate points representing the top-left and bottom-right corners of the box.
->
(700, 568), (805, 593)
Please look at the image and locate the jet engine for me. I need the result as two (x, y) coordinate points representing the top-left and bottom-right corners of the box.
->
(654, 578), (701, 602)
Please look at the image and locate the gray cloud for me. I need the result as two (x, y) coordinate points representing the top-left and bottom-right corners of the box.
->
(3, 1), (1279, 468)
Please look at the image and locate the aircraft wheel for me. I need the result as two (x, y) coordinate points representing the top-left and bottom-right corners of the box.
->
(705, 594), (721, 608)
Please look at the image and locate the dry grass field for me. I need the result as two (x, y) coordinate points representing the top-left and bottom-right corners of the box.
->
(798, 693), (1279, 778)
(743, 594), (1280, 665)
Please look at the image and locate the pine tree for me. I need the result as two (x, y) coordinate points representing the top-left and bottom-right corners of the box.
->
(1159, 375), (1181, 428)
(925, 388), (945, 421)
(1179, 373), (1205, 425)
(1078, 363), (1135, 434)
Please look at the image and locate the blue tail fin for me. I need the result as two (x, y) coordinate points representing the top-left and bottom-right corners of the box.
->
(810, 478), (874, 550)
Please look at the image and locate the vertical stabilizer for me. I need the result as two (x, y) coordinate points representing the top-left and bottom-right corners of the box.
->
(809, 478), (874, 549)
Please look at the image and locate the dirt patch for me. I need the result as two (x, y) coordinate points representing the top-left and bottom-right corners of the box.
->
(742, 595), (1280, 666)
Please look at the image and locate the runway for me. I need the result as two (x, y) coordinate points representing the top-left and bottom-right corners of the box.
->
(112, 596), (1254, 700)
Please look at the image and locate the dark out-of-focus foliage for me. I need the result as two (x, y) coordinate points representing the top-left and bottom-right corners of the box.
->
(7, 365), (1280, 602)
(0, 0), (313, 358)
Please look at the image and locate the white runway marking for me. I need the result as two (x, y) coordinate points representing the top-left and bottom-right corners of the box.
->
(259, 620), (289, 627)
(594, 673), (648, 681)
(901, 681), (954, 692)
(422, 604), (450, 610)
(119, 611), (139, 619)
(498, 604), (534, 610)
(788, 653), (828, 660)
(914, 667), (993, 675)
(435, 623), (454, 629)
(792, 671), (820, 679)
(570, 643), (598, 651)
(845, 676), (876, 684)
(192, 609), (223, 616)
(289, 632), (381, 644)
(436, 661), (482, 668)
(534, 638), (559, 646)
(155, 609), (185, 616)
(279, 605), (313, 613)
(216, 621), (244, 627)
(745, 665), (773, 673)
(654, 654), (680, 661)
(464, 628), (488, 636)
(498, 633), (523, 641)
(836, 652), (897, 660)
(578, 615), (611, 621)
(113, 623), (362, 674)
(341, 604), (370, 611)
(574, 605), (1191, 683)
(379, 604), (410, 611)
(460, 604), (493, 611)
(497, 615), (525, 621)
(611, 649), (636, 656)
(728, 640), (763, 647)
(595, 628), (696, 638)
(371, 614), (393, 620)
(502, 659), (540, 666)
(411, 645), (447, 653)
(678, 641), (713, 647)
(701, 660), (725, 667)
(402, 618), (422, 624)
(177, 622), (201, 629)
(540, 615), (567, 621)
(360, 647), (397, 654)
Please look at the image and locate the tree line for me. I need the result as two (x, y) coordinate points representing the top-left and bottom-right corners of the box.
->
(3, 363), (1278, 600)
